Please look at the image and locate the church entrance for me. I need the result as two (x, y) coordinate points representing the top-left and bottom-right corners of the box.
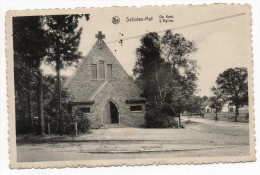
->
(103, 101), (119, 124)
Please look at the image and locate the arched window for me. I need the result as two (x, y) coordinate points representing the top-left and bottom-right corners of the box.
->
(99, 60), (105, 79)
(91, 64), (97, 79)
(107, 64), (112, 79)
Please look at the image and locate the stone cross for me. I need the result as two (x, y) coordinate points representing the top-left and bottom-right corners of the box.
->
(95, 31), (105, 44)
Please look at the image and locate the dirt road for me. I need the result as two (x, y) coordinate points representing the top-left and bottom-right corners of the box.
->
(17, 117), (250, 162)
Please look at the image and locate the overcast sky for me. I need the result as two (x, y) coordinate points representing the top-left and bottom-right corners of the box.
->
(43, 5), (251, 97)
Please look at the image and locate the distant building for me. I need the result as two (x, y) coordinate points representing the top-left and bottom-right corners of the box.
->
(204, 104), (213, 113)
(203, 102), (248, 114)
(222, 103), (235, 113)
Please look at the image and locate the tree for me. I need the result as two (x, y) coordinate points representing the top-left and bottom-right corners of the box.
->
(43, 75), (74, 134)
(214, 67), (248, 122)
(209, 87), (225, 120)
(13, 16), (47, 134)
(43, 76), (91, 135)
(186, 95), (208, 117)
(209, 96), (224, 120)
(159, 30), (198, 126)
(134, 30), (198, 128)
(133, 32), (164, 104)
(42, 14), (89, 135)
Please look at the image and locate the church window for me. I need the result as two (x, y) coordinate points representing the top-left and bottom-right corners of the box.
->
(130, 105), (142, 112)
(107, 64), (112, 79)
(99, 60), (105, 79)
(91, 64), (97, 79)
(79, 107), (90, 114)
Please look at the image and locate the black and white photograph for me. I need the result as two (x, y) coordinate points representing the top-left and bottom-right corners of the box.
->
(6, 4), (254, 168)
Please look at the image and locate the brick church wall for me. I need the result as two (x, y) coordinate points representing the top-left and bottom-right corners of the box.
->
(67, 39), (146, 128)
(86, 83), (145, 128)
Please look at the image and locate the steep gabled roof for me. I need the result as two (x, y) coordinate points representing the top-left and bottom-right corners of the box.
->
(65, 39), (143, 102)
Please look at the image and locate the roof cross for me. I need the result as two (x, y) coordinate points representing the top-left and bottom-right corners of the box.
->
(95, 31), (105, 43)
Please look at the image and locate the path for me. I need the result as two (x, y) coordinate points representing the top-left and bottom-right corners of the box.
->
(17, 117), (250, 162)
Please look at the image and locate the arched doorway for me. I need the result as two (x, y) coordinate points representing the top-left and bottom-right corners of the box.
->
(103, 101), (119, 124)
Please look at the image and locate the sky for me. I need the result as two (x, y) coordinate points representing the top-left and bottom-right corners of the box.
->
(42, 5), (251, 97)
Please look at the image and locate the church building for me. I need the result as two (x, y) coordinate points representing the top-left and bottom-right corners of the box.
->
(65, 31), (146, 128)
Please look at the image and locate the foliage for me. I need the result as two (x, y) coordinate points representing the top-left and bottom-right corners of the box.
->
(134, 30), (198, 127)
(43, 77), (90, 135)
(13, 16), (48, 134)
(61, 107), (90, 135)
(13, 16), (47, 66)
(47, 106), (90, 135)
(210, 87), (225, 113)
(145, 108), (178, 128)
(213, 67), (248, 121)
(73, 108), (91, 134)
(42, 14), (89, 135)
(186, 95), (208, 115)
(133, 32), (164, 100)
(42, 14), (89, 69)
(13, 15), (90, 135)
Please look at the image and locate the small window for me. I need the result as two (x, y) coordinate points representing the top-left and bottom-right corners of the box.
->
(80, 107), (90, 114)
(91, 64), (97, 79)
(99, 60), (105, 79)
(130, 106), (142, 112)
(107, 64), (112, 79)
(229, 107), (234, 112)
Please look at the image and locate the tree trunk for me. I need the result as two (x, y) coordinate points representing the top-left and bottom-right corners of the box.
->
(178, 113), (181, 128)
(37, 69), (45, 135)
(56, 46), (63, 136)
(199, 100), (202, 117)
(58, 66), (62, 136)
(235, 104), (239, 122)
(19, 102), (23, 133)
(20, 99), (25, 131)
(27, 90), (34, 132)
(22, 103), (26, 127)
(75, 121), (78, 136)
(47, 123), (50, 135)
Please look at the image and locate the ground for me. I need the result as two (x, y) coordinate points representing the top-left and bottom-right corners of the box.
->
(16, 116), (250, 162)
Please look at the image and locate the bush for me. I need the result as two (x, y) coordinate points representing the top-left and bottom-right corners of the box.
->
(47, 107), (91, 135)
(62, 107), (91, 135)
(44, 87), (91, 135)
(161, 103), (177, 116)
(75, 108), (91, 134)
(145, 109), (178, 128)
